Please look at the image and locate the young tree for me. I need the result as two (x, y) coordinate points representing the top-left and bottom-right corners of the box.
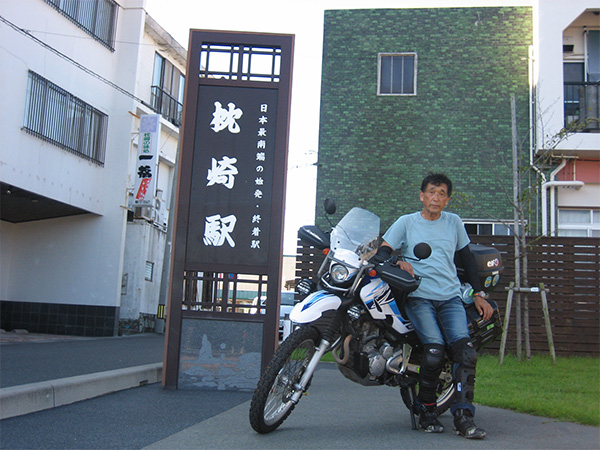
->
(451, 94), (594, 361)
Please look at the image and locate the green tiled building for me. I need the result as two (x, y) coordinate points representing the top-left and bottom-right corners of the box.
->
(316, 7), (533, 232)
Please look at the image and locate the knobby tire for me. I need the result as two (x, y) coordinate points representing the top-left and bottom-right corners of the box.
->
(249, 326), (321, 433)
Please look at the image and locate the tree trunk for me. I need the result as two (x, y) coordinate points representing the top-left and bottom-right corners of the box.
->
(511, 94), (522, 360)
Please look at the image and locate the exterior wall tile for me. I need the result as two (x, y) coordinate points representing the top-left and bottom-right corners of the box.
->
(317, 7), (533, 230)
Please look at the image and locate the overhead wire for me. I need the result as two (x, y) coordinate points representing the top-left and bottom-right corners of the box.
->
(19, 27), (169, 47)
(0, 14), (151, 108)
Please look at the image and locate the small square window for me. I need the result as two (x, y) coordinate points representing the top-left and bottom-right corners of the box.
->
(378, 53), (417, 96)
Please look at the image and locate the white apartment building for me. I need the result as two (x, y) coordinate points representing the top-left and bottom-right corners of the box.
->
(0, 0), (185, 336)
(535, 1), (599, 237)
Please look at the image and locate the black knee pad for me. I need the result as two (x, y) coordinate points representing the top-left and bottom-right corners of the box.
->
(418, 344), (446, 404)
(422, 343), (446, 373)
(450, 338), (477, 368)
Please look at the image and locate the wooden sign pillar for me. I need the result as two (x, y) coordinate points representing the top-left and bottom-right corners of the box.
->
(162, 31), (294, 390)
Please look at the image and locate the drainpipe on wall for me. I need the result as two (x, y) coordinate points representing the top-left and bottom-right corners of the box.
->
(527, 45), (548, 236)
(541, 159), (585, 236)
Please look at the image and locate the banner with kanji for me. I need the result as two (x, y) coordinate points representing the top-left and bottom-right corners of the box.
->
(133, 114), (161, 206)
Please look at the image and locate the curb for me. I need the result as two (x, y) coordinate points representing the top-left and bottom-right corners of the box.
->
(0, 363), (163, 420)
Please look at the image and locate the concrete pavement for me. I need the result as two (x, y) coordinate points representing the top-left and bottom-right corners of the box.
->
(1, 331), (598, 449)
(0, 331), (164, 419)
(146, 367), (600, 450)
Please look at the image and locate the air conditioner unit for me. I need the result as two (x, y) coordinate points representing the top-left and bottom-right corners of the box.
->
(133, 206), (153, 221)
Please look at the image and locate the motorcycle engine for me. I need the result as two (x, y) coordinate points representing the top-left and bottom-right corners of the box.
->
(362, 323), (394, 377)
(337, 319), (399, 385)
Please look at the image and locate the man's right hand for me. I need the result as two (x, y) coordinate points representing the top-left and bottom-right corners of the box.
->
(397, 260), (415, 276)
(369, 245), (393, 265)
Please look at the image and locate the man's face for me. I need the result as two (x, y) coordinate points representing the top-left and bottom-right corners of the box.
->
(419, 182), (450, 216)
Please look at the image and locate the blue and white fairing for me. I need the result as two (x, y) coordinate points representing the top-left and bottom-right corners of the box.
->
(360, 277), (413, 334)
(289, 291), (342, 324)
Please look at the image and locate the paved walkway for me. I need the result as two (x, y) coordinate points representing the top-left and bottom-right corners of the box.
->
(1, 331), (598, 449)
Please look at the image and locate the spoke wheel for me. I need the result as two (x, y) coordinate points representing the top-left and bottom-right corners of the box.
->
(434, 362), (456, 415)
(249, 326), (321, 433)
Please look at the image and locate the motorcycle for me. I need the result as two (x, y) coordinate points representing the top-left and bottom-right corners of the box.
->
(249, 201), (504, 434)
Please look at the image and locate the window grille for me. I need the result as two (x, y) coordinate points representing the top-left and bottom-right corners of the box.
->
(23, 71), (108, 166)
(45, 0), (118, 50)
(145, 261), (154, 281)
(199, 43), (282, 82)
(378, 53), (417, 95)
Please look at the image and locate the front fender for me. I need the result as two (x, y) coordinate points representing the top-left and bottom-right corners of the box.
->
(289, 290), (342, 324)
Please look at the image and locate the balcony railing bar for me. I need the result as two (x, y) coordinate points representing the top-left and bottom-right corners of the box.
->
(151, 86), (183, 127)
(564, 81), (600, 131)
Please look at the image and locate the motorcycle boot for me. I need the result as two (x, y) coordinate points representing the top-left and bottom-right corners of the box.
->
(453, 409), (486, 439)
(413, 401), (444, 433)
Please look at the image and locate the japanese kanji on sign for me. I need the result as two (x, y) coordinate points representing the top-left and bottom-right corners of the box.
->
(133, 114), (160, 206)
(186, 86), (278, 268)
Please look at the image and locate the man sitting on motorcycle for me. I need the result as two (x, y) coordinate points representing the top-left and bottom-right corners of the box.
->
(372, 172), (493, 439)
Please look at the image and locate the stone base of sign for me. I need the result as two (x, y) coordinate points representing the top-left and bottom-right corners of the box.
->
(178, 318), (262, 391)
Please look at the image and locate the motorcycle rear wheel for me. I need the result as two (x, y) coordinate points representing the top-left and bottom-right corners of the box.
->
(400, 362), (455, 416)
(249, 325), (321, 433)
(434, 362), (455, 414)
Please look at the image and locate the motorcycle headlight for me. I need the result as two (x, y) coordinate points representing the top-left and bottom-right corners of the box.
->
(330, 264), (350, 283)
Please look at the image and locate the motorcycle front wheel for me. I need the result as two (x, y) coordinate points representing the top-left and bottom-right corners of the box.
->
(249, 325), (321, 434)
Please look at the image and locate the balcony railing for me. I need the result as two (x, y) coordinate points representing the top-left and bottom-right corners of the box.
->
(564, 81), (599, 131)
(151, 86), (183, 127)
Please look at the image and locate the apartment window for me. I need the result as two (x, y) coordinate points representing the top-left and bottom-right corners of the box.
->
(563, 29), (600, 130)
(151, 53), (185, 126)
(23, 71), (108, 166)
(378, 53), (417, 96)
(464, 222), (513, 236)
(563, 62), (585, 124)
(45, 0), (118, 50)
(558, 209), (600, 237)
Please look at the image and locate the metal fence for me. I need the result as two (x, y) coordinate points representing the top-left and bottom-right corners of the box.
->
(295, 235), (600, 357)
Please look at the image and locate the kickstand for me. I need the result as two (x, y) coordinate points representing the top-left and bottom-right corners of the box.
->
(402, 379), (419, 430)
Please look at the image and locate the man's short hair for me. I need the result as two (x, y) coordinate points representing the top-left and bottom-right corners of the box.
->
(420, 172), (453, 197)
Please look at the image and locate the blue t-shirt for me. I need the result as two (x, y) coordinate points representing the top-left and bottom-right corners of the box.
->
(382, 211), (470, 301)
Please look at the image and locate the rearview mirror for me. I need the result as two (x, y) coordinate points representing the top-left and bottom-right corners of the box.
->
(323, 198), (337, 215)
(414, 243), (432, 260)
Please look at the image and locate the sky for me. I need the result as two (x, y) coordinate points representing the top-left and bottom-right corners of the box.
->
(144, 0), (530, 254)
(144, 0), (369, 254)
